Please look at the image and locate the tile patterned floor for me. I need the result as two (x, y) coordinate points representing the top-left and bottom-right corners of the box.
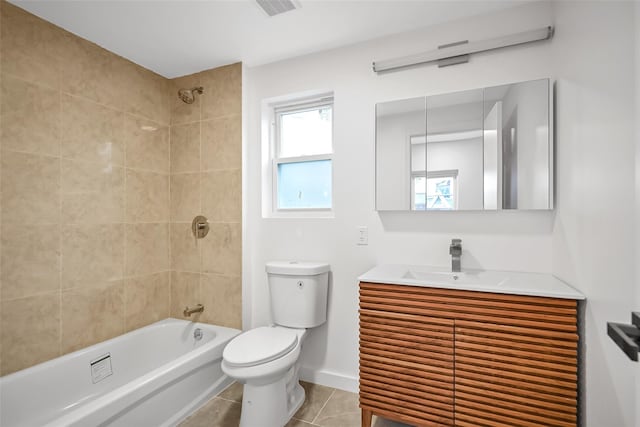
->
(179, 381), (411, 427)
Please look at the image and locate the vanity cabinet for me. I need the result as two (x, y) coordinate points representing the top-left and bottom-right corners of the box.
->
(359, 282), (579, 427)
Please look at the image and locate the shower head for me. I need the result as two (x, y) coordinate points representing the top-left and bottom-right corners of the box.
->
(178, 86), (204, 104)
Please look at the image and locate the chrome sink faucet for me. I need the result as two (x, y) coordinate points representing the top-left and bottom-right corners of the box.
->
(449, 239), (462, 273)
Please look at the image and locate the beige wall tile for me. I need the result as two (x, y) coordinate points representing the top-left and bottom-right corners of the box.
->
(0, 1), (64, 89)
(201, 223), (241, 276)
(59, 33), (120, 109)
(200, 274), (241, 329)
(61, 94), (124, 166)
(170, 122), (200, 174)
(61, 158), (125, 224)
(1, 224), (60, 300)
(201, 63), (241, 120)
(1, 76), (60, 156)
(126, 223), (170, 276)
(1, 151), (59, 224)
(61, 282), (124, 354)
(201, 115), (241, 171)
(170, 73), (201, 125)
(171, 173), (200, 222)
(124, 115), (169, 173)
(170, 271), (201, 320)
(1, 293), (60, 375)
(202, 170), (241, 222)
(124, 271), (170, 331)
(171, 223), (200, 272)
(114, 57), (170, 125)
(126, 169), (169, 223)
(61, 224), (124, 289)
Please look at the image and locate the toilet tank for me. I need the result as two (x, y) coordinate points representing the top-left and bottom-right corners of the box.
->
(266, 261), (330, 328)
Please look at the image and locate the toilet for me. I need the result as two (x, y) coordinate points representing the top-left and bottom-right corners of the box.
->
(221, 261), (330, 427)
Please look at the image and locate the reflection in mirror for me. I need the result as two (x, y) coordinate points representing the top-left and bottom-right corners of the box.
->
(419, 89), (484, 210)
(376, 97), (425, 210)
(375, 78), (551, 211)
(484, 79), (550, 209)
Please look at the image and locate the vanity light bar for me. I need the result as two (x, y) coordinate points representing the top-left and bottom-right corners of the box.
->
(373, 26), (554, 73)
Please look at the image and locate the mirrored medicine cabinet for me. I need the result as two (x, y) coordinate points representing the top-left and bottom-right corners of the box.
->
(375, 78), (552, 211)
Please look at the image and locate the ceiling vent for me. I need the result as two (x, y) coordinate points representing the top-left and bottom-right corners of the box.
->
(256, 0), (298, 17)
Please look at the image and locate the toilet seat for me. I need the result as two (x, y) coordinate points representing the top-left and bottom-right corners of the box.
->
(223, 326), (299, 368)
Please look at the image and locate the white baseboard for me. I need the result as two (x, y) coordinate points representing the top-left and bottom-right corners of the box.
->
(299, 367), (359, 393)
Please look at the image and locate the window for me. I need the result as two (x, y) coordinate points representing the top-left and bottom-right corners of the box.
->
(411, 170), (458, 211)
(272, 97), (333, 211)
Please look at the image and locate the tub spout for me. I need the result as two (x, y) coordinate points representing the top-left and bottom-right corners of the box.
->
(183, 304), (204, 317)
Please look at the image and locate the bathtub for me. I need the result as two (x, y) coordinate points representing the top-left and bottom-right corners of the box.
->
(0, 318), (241, 427)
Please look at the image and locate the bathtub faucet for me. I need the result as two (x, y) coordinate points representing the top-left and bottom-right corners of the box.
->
(183, 304), (204, 317)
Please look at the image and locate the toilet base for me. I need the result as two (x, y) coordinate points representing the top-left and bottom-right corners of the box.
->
(239, 373), (305, 427)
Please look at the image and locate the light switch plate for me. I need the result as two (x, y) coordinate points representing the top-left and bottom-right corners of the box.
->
(357, 226), (368, 245)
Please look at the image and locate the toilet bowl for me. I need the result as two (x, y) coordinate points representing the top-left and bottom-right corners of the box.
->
(221, 261), (330, 427)
(222, 327), (307, 427)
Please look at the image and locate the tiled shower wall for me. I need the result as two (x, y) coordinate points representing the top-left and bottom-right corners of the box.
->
(168, 66), (242, 330)
(0, 1), (242, 375)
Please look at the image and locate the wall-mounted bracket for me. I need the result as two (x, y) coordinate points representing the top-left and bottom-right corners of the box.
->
(607, 312), (640, 361)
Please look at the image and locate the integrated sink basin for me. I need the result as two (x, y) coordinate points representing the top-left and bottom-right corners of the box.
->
(359, 264), (585, 299)
(402, 268), (507, 287)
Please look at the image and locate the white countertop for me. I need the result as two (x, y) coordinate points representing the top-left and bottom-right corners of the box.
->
(358, 264), (585, 300)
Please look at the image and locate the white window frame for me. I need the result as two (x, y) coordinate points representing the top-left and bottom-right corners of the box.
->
(269, 95), (334, 216)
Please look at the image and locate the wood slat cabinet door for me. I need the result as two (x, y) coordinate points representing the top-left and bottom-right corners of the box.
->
(454, 319), (579, 427)
(359, 308), (455, 426)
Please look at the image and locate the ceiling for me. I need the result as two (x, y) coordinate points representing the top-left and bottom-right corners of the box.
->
(11, 0), (527, 78)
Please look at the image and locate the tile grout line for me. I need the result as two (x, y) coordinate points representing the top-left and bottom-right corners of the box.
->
(168, 90), (173, 320)
(122, 112), (128, 334)
(310, 388), (336, 426)
(197, 88), (203, 310)
(58, 79), (63, 359)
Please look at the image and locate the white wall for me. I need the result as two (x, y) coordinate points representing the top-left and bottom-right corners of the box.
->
(550, 1), (637, 426)
(246, 1), (555, 393)
(635, 2), (640, 426)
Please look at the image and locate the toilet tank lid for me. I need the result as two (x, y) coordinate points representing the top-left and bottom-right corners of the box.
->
(266, 261), (330, 275)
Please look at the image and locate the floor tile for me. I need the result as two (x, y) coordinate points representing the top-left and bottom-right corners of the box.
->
(218, 381), (243, 403)
(293, 381), (335, 423)
(285, 419), (320, 427)
(312, 389), (360, 426)
(179, 397), (241, 427)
